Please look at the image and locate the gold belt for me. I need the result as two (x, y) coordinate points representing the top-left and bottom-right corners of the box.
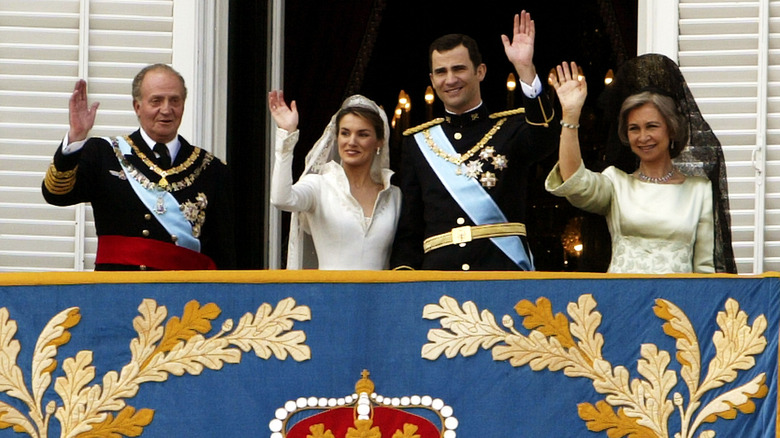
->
(423, 223), (526, 253)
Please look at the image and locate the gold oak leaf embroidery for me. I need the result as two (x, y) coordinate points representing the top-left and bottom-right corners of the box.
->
(392, 423), (421, 438)
(308, 423), (336, 438)
(515, 297), (577, 350)
(577, 400), (657, 438)
(142, 300), (221, 368)
(0, 298), (311, 438)
(654, 299), (701, 395)
(75, 406), (154, 438)
(38, 309), (81, 376)
(655, 298), (768, 437)
(422, 294), (769, 438)
(30, 307), (82, 433)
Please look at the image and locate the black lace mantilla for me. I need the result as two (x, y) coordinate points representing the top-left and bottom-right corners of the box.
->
(602, 53), (737, 273)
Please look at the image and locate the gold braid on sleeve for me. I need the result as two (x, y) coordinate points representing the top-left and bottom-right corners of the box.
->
(525, 95), (555, 127)
(44, 163), (78, 195)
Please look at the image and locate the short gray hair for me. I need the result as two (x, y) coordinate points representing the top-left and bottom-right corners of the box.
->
(618, 91), (688, 158)
(131, 64), (187, 102)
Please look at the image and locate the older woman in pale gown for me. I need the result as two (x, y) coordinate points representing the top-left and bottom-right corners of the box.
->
(545, 62), (714, 274)
(268, 92), (401, 270)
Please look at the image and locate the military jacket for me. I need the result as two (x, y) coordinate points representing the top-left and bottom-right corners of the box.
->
(390, 94), (557, 271)
(42, 130), (236, 269)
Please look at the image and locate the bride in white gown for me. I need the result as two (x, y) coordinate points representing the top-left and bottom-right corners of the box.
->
(545, 61), (714, 274)
(268, 91), (401, 270)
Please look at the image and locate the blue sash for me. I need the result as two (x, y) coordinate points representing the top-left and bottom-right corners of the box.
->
(414, 125), (532, 270)
(110, 136), (201, 253)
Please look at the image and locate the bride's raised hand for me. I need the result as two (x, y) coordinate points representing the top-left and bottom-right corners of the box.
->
(268, 90), (299, 133)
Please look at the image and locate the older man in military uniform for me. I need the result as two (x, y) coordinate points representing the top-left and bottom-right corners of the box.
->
(390, 11), (557, 271)
(42, 64), (236, 270)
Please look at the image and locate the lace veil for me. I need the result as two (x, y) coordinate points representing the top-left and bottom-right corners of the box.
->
(602, 53), (737, 273)
(286, 95), (391, 269)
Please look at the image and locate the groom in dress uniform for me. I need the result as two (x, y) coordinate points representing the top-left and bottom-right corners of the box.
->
(390, 11), (558, 271)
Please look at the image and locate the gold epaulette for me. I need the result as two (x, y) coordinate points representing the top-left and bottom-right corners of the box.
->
(489, 108), (525, 119)
(402, 118), (445, 136)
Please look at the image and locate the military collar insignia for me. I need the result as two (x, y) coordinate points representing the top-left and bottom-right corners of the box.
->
(444, 106), (489, 128)
(445, 112), (480, 124)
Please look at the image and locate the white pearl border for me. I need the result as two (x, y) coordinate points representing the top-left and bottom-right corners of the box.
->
(269, 391), (458, 437)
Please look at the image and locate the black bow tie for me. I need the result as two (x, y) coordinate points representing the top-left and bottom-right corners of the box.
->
(153, 143), (171, 169)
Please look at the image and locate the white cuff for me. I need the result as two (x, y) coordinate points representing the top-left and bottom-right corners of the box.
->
(521, 75), (543, 99)
(275, 127), (299, 155)
(61, 132), (88, 155)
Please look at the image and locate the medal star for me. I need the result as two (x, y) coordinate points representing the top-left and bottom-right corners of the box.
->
(479, 146), (496, 161)
(480, 171), (497, 188)
(465, 160), (483, 179)
(492, 154), (508, 170)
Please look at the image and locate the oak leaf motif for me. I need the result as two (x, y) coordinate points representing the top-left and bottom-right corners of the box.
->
(567, 295), (604, 367)
(74, 406), (154, 438)
(145, 301), (221, 368)
(421, 296), (506, 360)
(423, 294), (770, 438)
(700, 299), (767, 394)
(692, 373), (768, 430)
(225, 297), (311, 362)
(0, 298), (311, 438)
(516, 297), (576, 349)
(653, 299), (701, 398)
(577, 400), (657, 438)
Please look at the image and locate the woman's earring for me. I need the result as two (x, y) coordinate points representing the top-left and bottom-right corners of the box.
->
(376, 147), (381, 156)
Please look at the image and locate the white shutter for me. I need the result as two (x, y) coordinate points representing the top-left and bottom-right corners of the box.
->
(0, 0), (179, 271)
(677, 0), (779, 273)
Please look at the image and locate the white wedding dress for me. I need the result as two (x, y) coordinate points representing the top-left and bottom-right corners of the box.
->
(271, 128), (401, 270)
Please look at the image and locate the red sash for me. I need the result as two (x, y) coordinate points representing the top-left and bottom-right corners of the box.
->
(96, 235), (216, 270)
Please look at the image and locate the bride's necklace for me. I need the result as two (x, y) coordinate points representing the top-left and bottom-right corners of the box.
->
(637, 168), (675, 184)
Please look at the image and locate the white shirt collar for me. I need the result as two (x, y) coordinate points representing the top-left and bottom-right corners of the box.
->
(139, 128), (181, 162)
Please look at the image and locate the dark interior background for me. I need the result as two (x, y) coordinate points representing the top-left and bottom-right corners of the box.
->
(226, 1), (638, 270)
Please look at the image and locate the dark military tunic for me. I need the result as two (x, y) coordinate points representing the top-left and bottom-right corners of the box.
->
(42, 130), (236, 270)
(390, 94), (558, 271)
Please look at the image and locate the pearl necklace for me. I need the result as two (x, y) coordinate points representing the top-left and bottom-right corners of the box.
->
(637, 169), (675, 184)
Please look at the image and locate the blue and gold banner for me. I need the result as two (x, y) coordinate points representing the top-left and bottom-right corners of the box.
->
(0, 271), (775, 437)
